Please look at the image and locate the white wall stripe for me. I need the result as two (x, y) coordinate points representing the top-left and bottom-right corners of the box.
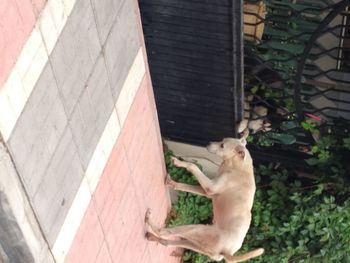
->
(116, 48), (146, 126)
(52, 177), (91, 262)
(39, 7), (60, 54)
(51, 47), (146, 263)
(0, 0), (77, 142)
(22, 38), (48, 98)
(85, 109), (120, 193)
(47, 0), (68, 34)
(0, 69), (24, 140)
(15, 27), (44, 79)
(62, 0), (77, 17)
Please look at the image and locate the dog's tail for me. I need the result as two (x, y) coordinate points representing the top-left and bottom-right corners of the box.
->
(223, 248), (264, 263)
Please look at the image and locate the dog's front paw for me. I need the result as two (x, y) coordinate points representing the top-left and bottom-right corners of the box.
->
(145, 208), (151, 223)
(171, 156), (180, 166)
(165, 174), (176, 188)
(170, 250), (183, 257)
(171, 156), (186, 168)
(145, 232), (158, 242)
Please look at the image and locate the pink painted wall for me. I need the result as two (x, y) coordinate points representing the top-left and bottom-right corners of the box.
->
(0, 0), (181, 262)
(65, 77), (180, 263)
(0, 0), (46, 86)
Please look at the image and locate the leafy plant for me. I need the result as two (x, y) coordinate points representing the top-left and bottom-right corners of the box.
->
(250, 132), (296, 147)
(304, 132), (350, 168)
(243, 164), (350, 263)
(343, 137), (350, 150)
(257, 135), (275, 147)
(301, 119), (318, 133)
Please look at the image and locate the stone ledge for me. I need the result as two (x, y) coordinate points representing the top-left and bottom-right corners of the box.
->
(0, 139), (54, 263)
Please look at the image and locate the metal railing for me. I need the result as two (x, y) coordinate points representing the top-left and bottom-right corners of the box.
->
(243, 0), (350, 168)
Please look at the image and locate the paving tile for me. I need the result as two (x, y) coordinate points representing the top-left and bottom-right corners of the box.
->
(90, 0), (123, 44)
(38, 4), (59, 54)
(8, 88), (68, 196)
(69, 90), (99, 170)
(119, 77), (154, 169)
(65, 202), (104, 263)
(115, 49), (145, 126)
(0, 0), (36, 85)
(45, 152), (85, 246)
(47, 0), (67, 35)
(30, 0), (47, 16)
(86, 55), (115, 136)
(118, 220), (148, 263)
(7, 64), (57, 186)
(103, 0), (140, 100)
(50, 0), (101, 116)
(107, 182), (143, 260)
(139, 249), (152, 263)
(95, 242), (112, 263)
(102, 137), (125, 187)
(131, 123), (169, 211)
(14, 0), (36, 35)
(96, 139), (131, 234)
(93, 170), (112, 215)
(107, 147), (131, 203)
(30, 128), (84, 246)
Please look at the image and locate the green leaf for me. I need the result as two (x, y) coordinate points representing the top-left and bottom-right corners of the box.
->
(251, 85), (259, 94)
(260, 41), (305, 55)
(265, 133), (297, 145)
(320, 233), (330, 242)
(343, 137), (350, 150)
(314, 184), (324, 195)
(311, 146), (319, 153)
(305, 157), (319, 166)
(281, 121), (299, 130)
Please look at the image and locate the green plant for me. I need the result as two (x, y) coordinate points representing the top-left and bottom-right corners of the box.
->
(257, 135), (274, 147)
(308, 136), (335, 164)
(343, 137), (350, 150)
(305, 132), (349, 168)
(243, 164), (350, 262)
(301, 119), (318, 133)
(249, 132), (297, 147)
(283, 98), (295, 112)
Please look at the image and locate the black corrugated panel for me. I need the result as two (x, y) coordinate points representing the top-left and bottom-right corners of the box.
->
(140, 0), (243, 146)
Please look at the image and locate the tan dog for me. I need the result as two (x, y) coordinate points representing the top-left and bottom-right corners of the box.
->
(145, 133), (264, 262)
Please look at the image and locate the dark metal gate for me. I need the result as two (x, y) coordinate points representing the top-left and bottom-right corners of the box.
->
(140, 0), (350, 170)
(244, 0), (350, 169)
(139, 0), (243, 146)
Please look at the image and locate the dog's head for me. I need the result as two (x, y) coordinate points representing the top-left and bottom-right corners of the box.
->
(206, 136), (247, 161)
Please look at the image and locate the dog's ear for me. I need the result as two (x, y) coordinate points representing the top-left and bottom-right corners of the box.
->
(235, 145), (245, 159)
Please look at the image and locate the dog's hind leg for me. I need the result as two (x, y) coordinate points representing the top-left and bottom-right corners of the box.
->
(158, 224), (212, 239)
(146, 232), (223, 261)
(157, 224), (221, 253)
(146, 232), (201, 250)
(144, 209), (161, 237)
